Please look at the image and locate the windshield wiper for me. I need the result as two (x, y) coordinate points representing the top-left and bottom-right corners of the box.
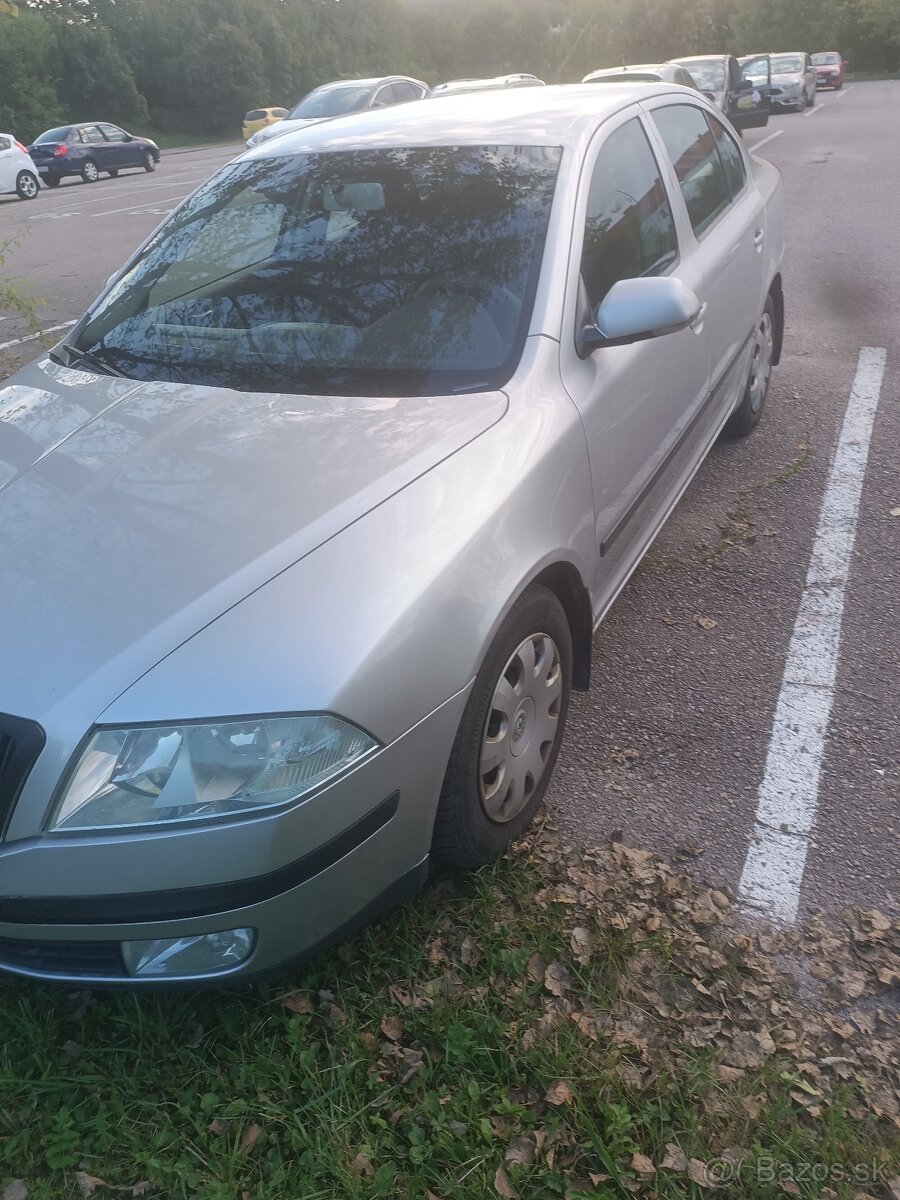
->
(49, 343), (128, 379)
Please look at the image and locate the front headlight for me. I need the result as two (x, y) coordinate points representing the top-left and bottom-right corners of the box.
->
(49, 715), (378, 832)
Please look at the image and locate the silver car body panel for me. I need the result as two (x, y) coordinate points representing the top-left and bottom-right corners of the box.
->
(0, 85), (784, 983)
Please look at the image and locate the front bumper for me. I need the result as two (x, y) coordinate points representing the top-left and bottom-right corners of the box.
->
(0, 688), (468, 986)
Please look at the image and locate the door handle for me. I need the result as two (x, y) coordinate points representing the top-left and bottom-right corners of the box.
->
(690, 302), (707, 333)
(753, 227), (765, 250)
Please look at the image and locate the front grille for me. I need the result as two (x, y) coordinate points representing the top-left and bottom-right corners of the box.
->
(0, 712), (46, 837)
(0, 936), (125, 978)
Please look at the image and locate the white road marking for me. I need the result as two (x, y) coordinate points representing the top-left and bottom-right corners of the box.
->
(28, 211), (80, 221)
(32, 174), (210, 216)
(803, 103), (824, 117)
(834, 85), (854, 99)
(91, 192), (192, 218)
(737, 346), (888, 923)
(750, 129), (784, 153)
(0, 320), (76, 353)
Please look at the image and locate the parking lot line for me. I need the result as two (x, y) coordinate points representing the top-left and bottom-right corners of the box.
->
(834, 85), (854, 99)
(750, 130), (784, 153)
(803, 103), (824, 117)
(34, 174), (210, 213)
(737, 346), (888, 923)
(91, 192), (193, 218)
(0, 320), (76, 353)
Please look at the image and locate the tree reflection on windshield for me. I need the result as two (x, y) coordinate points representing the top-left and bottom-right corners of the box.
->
(75, 146), (562, 397)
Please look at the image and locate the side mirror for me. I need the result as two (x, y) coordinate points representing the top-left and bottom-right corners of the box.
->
(578, 277), (703, 357)
(123, 133), (134, 142)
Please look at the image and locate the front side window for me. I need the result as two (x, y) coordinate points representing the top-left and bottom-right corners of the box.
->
(652, 104), (731, 237)
(84, 126), (107, 144)
(771, 55), (805, 75)
(706, 112), (745, 198)
(391, 81), (421, 103)
(71, 145), (562, 396)
(580, 117), (678, 310)
(100, 124), (127, 142)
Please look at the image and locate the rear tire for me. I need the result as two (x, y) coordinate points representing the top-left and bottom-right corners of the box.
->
(431, 584), (573, 869)
(45, 175), (61, 188)
(143, 150), (156, 173)
(81, 159), (99, 183)
(15, 171), (39, 200)
(725, 294), (776, 438)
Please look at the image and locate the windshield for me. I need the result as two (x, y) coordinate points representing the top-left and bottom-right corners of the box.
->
(812, 53), (840, 65)
(289, 85), (373, 120)
(35, 127), (72, 144)
(677, 60), (725, 92)
(771, 55), (805, 74)
(71, 146), (561, 397)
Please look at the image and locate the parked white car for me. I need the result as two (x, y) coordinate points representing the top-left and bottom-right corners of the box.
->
(0, 133), (40, 200)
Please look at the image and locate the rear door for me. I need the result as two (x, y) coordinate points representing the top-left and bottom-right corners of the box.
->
(558, 108), (711, 599)
(645, 99), (766, 426)
(0, 136), (15, 194)
(82, 124), (113, 171)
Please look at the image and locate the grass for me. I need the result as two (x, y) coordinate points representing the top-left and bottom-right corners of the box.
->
(0, 837), (896, 1200)
(132, 129), (242, 151)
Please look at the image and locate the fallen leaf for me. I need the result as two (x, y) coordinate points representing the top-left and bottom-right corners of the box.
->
(350, 1153), (374, 1177)
(543, 961), (572, 996)
(631, 1152), (656, 1177)
(661, 614), (678, 625)
(890, 506), (900, 517)
(504, 1136), (536, 1167)
(545, 1079), (575, 1106)
(3, 1183), (27, 1200)
(460, 935), (482, 967)
(493, 1165), (517, 1199)
(380, 1014), (402, 1041)
(238, 1123), (263, 1155)
(660, 1144), (689, 1173)
(526, 952), (546, 982)
(207, 1118), (231, 1136)
(687, 1159), (718, 1188)
(695, 614), (718, 631)
(281, 992), (314, 1015)
(886, 1179), (900, 1200)
(569, 926), (594, 964)
(780, 1182), (801, 1196)
(75, 1175), (107, 1200)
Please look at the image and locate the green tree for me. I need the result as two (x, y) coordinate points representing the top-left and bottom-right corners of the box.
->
(52, 20), (149, 127)
(0, 11), (61, 140)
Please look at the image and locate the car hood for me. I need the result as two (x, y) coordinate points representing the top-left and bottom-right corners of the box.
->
(772, 72), (803, 84)
(0, 358), (506, 722)
(251, 117), (328, 145)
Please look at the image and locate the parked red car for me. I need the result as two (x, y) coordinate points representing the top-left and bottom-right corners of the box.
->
(812, 52), (846, 89)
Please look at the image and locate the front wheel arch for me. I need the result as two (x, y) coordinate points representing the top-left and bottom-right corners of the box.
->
(529, 561), (593, 691)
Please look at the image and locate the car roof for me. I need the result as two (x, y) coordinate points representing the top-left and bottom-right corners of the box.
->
(248, 83), (698, 159)
(309, 75), (424, 91)
(586, 64), (668, 76)
(671, 54), (731, 64)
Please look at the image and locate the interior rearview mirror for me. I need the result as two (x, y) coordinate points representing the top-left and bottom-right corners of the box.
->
(578, 277), (703, 357)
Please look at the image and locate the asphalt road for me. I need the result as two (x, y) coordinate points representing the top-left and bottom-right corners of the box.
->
(1, 86), (897, 926)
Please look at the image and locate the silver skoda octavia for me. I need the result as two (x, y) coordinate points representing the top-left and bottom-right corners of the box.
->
(0, 86), (783, 985)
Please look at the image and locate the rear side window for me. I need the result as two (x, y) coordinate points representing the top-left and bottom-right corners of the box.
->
(580, 117), (678, 310)
(391, 81), (421, 102)
(652, 104), (731, 236)
(245, 110), (266, 121)
(273, 109), (289, 118)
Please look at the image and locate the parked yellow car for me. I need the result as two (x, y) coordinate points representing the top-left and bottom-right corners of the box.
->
(241, 107), (288, 141)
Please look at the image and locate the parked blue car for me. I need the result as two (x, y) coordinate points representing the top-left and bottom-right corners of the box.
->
(27, 122), (161, 186)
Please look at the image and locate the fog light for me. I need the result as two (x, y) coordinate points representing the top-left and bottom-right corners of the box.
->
(122, 928), (255, 978)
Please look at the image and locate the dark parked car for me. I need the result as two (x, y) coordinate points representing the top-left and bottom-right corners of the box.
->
(669, 56), (770, 132)
(27, 123), (161, 187)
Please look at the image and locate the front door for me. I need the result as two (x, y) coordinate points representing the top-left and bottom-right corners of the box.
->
(558, 109), (711, 607)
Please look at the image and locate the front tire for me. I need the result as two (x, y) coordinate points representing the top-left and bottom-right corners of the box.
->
(725, 295), (775, 438)
(143, 150), (156, 173)
(432, 584), (573, 868)
(81, 159), (99, 183)
(16, 171), (39, 200)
